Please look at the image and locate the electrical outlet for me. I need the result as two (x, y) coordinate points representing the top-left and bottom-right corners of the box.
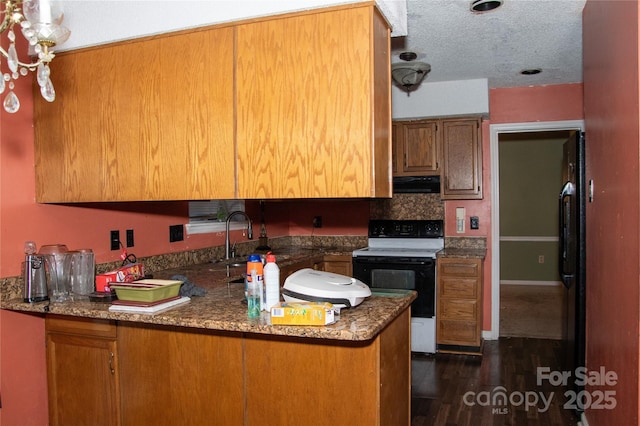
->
(110, 230), (120, 251)
(169, 224), (184, 243)
(126, 229), (134, 247)
(313, 216), (323, 228)
(538, 255), (545, 264)
(470, 216), (479, 230)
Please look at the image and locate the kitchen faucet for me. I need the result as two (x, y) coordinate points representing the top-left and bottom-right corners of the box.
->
(225, 211), (253, 260)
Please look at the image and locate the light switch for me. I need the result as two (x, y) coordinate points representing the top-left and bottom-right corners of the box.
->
(470, 216), (479, 230)
(456, 207), (465, 233)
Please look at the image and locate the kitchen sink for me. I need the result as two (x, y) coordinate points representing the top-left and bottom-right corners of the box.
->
(212, 258), (246, 268)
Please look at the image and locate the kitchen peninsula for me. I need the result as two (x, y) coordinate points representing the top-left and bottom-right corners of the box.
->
(2, 256), (415, 426)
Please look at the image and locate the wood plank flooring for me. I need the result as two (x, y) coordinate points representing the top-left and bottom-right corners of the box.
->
(411, 338), (579, 425)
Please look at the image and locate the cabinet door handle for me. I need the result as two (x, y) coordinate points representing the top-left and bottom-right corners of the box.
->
(109, 352), (115, 375)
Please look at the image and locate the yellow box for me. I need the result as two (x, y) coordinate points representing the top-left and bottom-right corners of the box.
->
(270, 302), (336, 325)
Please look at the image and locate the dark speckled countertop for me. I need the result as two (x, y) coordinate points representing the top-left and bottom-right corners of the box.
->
(2, 248), (416, 342)
(436, 247), (487, 259)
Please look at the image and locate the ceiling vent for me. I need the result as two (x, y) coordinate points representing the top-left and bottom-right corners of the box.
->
(470, 0), (503, 13)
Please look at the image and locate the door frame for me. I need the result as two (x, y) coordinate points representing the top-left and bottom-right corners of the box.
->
(489, 120), (585, 340)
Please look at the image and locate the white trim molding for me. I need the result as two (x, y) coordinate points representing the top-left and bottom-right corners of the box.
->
(500, 280), (563, 287)
(500, 236), (559, 242)
(489, 120), (585, 340)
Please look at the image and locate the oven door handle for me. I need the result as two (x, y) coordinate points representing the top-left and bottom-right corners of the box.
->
(353, 256), (435, 265)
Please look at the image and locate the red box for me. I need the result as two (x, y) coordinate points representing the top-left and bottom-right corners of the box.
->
(95, 263), (145, 292)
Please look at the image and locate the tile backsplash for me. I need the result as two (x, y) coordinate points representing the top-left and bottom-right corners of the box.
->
(370, 193), (444, 220)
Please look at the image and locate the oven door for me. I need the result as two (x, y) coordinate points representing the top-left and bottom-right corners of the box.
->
(352, 256), (435, 318)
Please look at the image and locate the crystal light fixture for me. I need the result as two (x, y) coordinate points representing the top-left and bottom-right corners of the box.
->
(0, 0), (70, 113)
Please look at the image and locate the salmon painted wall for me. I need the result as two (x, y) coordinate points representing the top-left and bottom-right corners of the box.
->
(583, 1), (640, 424)
(285, 199), (369, 236)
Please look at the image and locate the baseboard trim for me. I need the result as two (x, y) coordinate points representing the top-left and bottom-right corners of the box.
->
(500, 280), (563, 287)
(482, 330), (495, 340)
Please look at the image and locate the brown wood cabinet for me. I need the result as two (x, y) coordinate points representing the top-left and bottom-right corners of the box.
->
(35, 5), (391, 202)
(436, 257), (483, 354)
(236, 5), (391, 198)
(35, 27), (236, 202)
(392, 119), (440, 176)
(392, 117), (482, 199)
(320, 254), (353, 276)
(441, 118), (483, 199)
(46, 316), (121, 426)
(46, 308), (411, 425)
(280, 258), (321, 282)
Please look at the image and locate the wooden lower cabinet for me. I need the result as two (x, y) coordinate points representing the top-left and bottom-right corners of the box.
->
(436, 257), (483, 354)
(279, 254), (353, 282)
(46, 316), (121, 426)
(320, 254), (353, 276)
(46, 308), (411, 425)
(280, 258), (321, 281)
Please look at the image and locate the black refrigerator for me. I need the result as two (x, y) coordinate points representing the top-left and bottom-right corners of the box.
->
(558, 130), (586, 412)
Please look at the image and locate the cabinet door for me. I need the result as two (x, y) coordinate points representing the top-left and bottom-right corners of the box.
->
(118, 323), (244, 425)
(46, 317), (120, 426)
(321, 254), (353, 276)
(35, 27), (235, 202)
(441, 118), (483, 199)
(280, 259), (321, 282)
(394, 120), (440, 176)
(236, 6), (391, 198)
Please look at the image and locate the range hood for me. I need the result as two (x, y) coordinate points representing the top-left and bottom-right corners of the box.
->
(392, 175), (440, 194)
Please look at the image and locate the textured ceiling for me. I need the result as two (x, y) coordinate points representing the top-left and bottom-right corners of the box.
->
(391, 0), (586, 89)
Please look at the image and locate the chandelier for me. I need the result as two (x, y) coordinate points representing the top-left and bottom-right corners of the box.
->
(0, 0), (70, 113)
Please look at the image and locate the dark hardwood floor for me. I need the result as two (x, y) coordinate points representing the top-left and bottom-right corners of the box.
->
(411, 338), (579, 426)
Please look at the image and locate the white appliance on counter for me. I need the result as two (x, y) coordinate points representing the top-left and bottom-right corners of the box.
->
(282, 269), (371, 308)
(352, 219), (444, 354)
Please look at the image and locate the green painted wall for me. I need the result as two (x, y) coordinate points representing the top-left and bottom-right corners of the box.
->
(499, 131), (568, 282)
(500, 241), (560, 281)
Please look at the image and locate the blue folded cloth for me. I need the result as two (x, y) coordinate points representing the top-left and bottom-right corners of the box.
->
(171, 274), (207, 297)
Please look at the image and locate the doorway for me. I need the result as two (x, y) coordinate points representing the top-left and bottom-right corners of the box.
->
(488, 120), (585, 340)
(498, 131), (569, 339)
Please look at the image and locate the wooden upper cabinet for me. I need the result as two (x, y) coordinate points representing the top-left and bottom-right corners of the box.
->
(34, 27), (236, 202)
(393, 120), (440, 176)
(236, 5), (391, 198)
(34, 5), (390, 202)
(441, 118), (483, 199)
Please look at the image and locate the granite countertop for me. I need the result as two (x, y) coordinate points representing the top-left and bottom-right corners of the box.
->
(2, 249), (415, 342)
(437, 247), (487, 259)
